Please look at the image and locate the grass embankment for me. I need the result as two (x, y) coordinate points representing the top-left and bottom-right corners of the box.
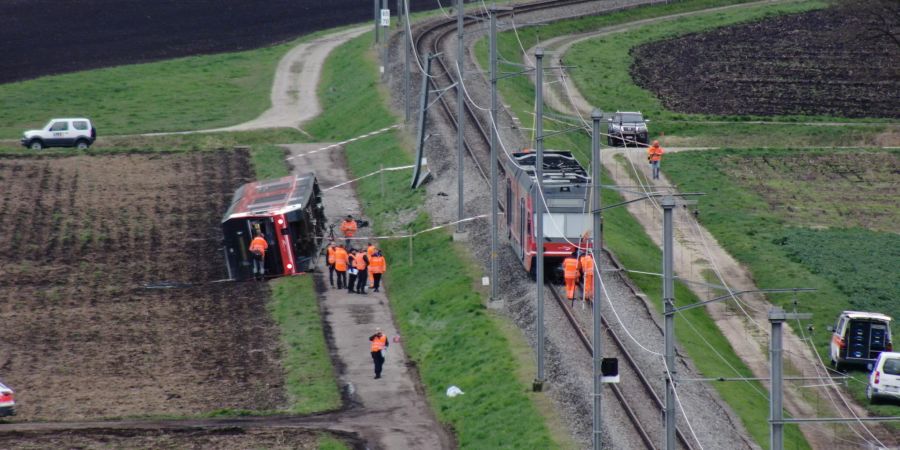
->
(303, 32), (570, 448)
(475, 2), (820, 447)
(664, 148), (900, 420)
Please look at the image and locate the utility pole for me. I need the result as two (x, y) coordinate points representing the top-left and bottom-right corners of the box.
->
(591, 108), (603, 450)
(662, 195), (676, 450)
(456, 0), (465, 233)
(534, 47), (546, 391)
(403, 0), (411, 122)
(412, 52), (434, 188)
(769, 307), (810, 450)
(374, 0), (380, 44)
(381, 0), (389, 78)
(489, 6), (501, 303)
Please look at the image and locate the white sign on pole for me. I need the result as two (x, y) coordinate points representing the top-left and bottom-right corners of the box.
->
(380, 9), (390, 27)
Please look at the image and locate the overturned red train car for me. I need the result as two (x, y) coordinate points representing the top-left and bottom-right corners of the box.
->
(504, 151), (593, 279)
(222, 173), (326, 281)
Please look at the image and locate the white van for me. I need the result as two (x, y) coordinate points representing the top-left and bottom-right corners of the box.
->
(866, 351), (900, 404)
(829, 311), (893, 370)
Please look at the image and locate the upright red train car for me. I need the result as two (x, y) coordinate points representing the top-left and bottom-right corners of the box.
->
(504, 151), (593, 280)
(221, 173), (326, 281)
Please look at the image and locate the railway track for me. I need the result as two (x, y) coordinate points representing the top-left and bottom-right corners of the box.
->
(411, 2), (698, 448)
(548, 279), (696, 450)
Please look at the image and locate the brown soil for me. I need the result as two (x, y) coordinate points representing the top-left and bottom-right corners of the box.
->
(0, 150), (285, 421)
(0, 427), (346, 450)
(631, 3), (900, 118)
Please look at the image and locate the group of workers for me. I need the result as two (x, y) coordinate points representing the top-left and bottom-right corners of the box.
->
(562, 251), (596, 303)
(326, 240), (387, 294)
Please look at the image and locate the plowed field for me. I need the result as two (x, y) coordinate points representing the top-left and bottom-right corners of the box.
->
(0, 0), (432, 84)
(631, 4), (900, 118)
(0, 150), (285, 420)
(0, 427), (339, 449)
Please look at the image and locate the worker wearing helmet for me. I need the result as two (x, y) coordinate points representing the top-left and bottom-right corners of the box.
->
(647, 140), (665, 180)
(563, 252), (579, 304)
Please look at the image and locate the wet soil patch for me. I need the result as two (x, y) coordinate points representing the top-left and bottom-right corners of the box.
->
(631, 3), (900, 118)
(0, 150), (286, 420)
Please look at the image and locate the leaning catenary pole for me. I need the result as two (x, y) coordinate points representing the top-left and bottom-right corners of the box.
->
(489, 7), (500, 302)
(591, 109), (603, 450)
(662, 196), (676, 450)
(456, 0), (465, 232)
(403, 0), (411, 122)
(534, 47), (546, 390)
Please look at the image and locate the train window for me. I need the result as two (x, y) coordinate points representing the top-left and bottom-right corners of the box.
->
(542, 213), (591, 238)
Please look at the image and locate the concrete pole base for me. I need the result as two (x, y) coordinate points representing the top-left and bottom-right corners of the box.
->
(452, 231), (469, 242)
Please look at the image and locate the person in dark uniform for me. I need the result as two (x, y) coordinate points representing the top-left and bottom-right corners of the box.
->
(369, 327), (389, 379)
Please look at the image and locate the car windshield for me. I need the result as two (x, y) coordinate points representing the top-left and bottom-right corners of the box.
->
(617, 114), (643, 123)
(884, 358), (900, 375)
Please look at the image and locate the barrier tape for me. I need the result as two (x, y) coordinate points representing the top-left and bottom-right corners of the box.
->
(323, 165), (415, 192)
(286, 124), (400, 160)
(338, 214), (489, 241)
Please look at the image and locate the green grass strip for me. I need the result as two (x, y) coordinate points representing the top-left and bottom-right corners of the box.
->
(269, 275), (342, 414)
(304, 32), (562, 449)
(317, 433), (352, 450)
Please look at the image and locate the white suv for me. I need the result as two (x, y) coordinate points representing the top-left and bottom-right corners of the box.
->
(867, 351), (900, 404)
(21, 118), (96, 150)
(0, 380), (14, 417)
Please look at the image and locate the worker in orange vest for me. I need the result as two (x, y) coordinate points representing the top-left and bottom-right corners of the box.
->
(369, 250), (387, 292)
(647, 140), (665, 180)
(340, 215), (358, 247)
(326, 241), (337, 287)
(353, 249), (369, 294)
(366, 242), (377, 287)
(369, 327), (389, 379)
(563, 251), (579, 303)
(334, 244), (349, 289)
(248, 232), (268, 281)
(580, 252), (595, 302)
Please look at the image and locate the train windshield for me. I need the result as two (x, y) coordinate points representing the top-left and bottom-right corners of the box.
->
(541, 213), (591, 238)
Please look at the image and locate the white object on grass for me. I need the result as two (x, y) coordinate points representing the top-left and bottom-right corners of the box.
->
(446, 386), (464, 397)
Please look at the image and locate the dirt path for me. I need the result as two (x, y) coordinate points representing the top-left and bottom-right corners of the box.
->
(526, 5), (897, 447)
(282, 143), (453, 450)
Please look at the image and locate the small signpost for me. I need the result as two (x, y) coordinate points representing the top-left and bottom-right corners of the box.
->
(380, 8), (390, 27)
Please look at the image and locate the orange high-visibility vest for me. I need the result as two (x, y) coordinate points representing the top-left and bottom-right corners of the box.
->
(334, 248), (349, 271)
(563, 257), (579, 279)
(354, 252), (368, 270)
(371, 334), (387, 352)
(648, 145), (664, 162)
(249, 236), (268, 256)
(580, 255), (594, 278)
(340, 219), (358, 237)
(327, 245), (336, 264)
(369, 255), (386, 274)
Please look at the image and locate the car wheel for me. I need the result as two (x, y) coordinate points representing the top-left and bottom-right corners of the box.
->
(866, 385), (878, 404)
(29, 140), (43, 150)
(75, 140), (89, 150)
